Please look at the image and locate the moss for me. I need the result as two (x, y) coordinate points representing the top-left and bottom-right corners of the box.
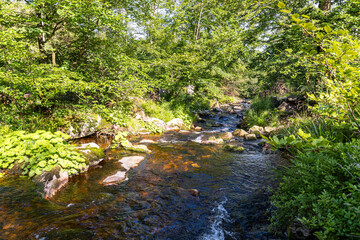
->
(223, 144), (245, 153)
(78, 147), (105, 165)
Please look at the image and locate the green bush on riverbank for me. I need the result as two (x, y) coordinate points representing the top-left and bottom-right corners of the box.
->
(270, 137), (360, 239)
(0, 127), (87, 178)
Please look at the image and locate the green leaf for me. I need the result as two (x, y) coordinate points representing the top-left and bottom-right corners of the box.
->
(278, 1), (285, 9)
(324, 25), (332, 33)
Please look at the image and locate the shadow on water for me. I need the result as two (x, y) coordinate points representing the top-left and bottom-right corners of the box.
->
(0, 102), (287, 240)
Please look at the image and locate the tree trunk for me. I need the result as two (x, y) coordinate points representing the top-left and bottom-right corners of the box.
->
(318, 0), (331, 12)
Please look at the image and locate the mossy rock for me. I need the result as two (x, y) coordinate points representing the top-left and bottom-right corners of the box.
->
(223, 144), (245, 153)
(127, 144), (151, 153)
(76, 143), (105, 166)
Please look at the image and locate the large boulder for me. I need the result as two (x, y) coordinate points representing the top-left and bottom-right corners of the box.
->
(76, 143), (105, 166)
(67, 114), (102, 139)
(166, 118), (184, 130)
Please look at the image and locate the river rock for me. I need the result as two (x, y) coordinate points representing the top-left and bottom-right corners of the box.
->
(145, 117), (166, 129)
(33, 165), (69, 199)
(220, 132), (233, 140)
(130, 144), (151, 153)
(201, 137), (224, 145)
(233, 129), (248, 137)
(244, 134), (257, 141)
(139, 139), (156, 144)
(264, 126), (277, 135)
(248, 125), (264, 135)
(166, 118), (184, 130)
(103, 171), (127, 185)
(119, 156), (145, 171)
(194, 126), (203, 131)
(76, 143), (105, 166)
(67, 114), (102, 139)
(223, 144), (245, 153)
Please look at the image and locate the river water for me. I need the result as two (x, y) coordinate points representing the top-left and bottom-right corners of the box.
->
(0, 102), (286, 240)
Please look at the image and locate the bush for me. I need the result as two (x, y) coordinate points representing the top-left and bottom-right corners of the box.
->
(0, 130), (87, 178)
(270, 139), (360, 239)
(243, 96), (284, 127)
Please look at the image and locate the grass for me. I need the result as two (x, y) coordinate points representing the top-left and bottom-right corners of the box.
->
(243, 96), (285, 128)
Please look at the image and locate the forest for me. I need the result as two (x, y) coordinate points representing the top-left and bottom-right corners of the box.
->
(0, 0), (359, 239)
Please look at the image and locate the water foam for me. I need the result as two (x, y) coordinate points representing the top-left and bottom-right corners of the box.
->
(199, 199), (235, 240)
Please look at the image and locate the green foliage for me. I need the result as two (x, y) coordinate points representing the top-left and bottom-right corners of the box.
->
(277, 116), (355, 143)
(0, 130), (87, 178)
(264, 129), (330, 153)
(271, 139), (360, 239)
(244, 97), (283, 127)
(144, 122), (165, 134)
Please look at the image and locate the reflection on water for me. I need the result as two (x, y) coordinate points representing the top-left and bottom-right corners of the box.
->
(0, 141), (284, 239)
(0, 102), (286, 239)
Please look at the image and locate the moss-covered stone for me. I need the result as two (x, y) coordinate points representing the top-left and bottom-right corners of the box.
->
(223, 144), (245, 153)
(76, 143), (105, 166)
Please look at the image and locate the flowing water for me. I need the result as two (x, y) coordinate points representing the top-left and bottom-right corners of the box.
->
(0, 102), (286, 240)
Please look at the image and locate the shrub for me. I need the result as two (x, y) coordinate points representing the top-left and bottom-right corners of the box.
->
(270, 139), (360, 239)
(0, 130), (87, 178)
(244, 96), (284, 127)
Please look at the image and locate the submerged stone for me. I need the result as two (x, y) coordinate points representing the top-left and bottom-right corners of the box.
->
(102, 171), (126, 185)
(119, 156), (145, 171)
(223, 144), (245, 153)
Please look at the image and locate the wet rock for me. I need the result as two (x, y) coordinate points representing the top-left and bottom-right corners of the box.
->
(248, 125), (264, 135)
(194, 126), (203, 131)
(118, 156), (145, 171)
(233, 129), (248, 137)
(130, 144), (151, 153)
(244, 134), (257, 141)
(76, 143), (105, 166)
(166, 118), (184, 130)
(233, 106), (243, 112)
(103, 171), (126, 185)
(188, 189), (199, 197)
(223, 144), (245, 153)
(220, 132), (233, 141)
(139, 139), (156, 144)
(179, 130), (191, 134)
(201, 137), (224, 145)
(33, 165), (69, 199)
(67, 114), (102, 139)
